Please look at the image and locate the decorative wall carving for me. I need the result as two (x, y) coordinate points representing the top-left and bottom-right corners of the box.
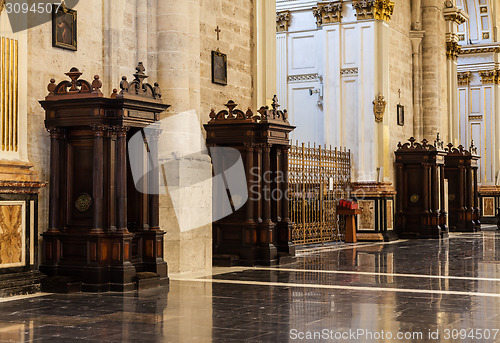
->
(479, 70), (499, 84)
(446, 41), (461, 60)
(276, 11), (291, 32)
(359, 200), (375, 230)
(373, 94), (386, 123)
(313, 1), (343, 27)
(352, 0), (394, 22)
(341, 68), (359, 75)
(457, 71), (471, 86)
(482, 197), (495, 217)
(387, 199), (393, 230)
(287, 73), (319, 82)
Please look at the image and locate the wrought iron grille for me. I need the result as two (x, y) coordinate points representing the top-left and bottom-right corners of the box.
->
(289, 142), (351, 245)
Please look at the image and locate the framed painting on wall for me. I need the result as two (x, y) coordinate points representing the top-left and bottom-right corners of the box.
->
(52, 4), (77, 51)
(212, 50), (227, 86)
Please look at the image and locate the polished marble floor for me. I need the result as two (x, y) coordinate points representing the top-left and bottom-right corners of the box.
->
(2, 230), (500, 342)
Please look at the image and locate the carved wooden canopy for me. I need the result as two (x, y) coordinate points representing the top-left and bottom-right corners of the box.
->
(396, 134), (445, 152)
(46, 63), (163, 102)
(207, 96), (290, 125)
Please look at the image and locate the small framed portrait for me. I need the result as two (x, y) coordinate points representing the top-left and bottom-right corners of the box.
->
(397, 104), (404, 126)
(52, 4), (77, 51)
(212, 51), (227, 86)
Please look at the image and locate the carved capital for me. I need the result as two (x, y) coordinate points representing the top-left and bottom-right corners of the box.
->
(113, 125), (130, 137)
(313, 1), (343, 27)
(446, 41), (461, 60)
(479, 70), (499, 84)
(276, 11), (291, 32)
(353, 0), (394, 22)
(443, 7), (468, 25)
(91, 124), (108, 137)
(244, 142), (255, 151)
(457, 71), (471, 86)
(47, 128), (65, 139)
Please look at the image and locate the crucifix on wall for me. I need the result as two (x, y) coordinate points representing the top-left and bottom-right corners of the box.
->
(212, 25), (227, 86)
(215, 26), (221, 41)
(397, 89), (404, 126)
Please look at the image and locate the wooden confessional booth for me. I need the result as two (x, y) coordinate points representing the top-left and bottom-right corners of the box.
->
(204, 99), (295, 266)
(444, 143), (480, 232)
(39, 64), (169, 291)
(395, 136), (448, 239)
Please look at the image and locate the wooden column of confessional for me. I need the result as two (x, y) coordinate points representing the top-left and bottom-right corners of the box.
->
(395, 135), (448, 239)
(204, 98), (295, 266)
(39, 64), (169, 291)
(444, 143), (480, 232)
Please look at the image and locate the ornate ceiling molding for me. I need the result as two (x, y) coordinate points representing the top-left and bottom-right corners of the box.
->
(313, 1), (343, 27)
(276, 11), (291, 32)
(459, 46), (500, 55)
(352, 0), (394, 22)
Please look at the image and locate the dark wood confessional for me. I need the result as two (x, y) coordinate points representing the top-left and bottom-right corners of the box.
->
(444, 143), (480, 232)
(204, 98), (295, 266)
(395, 135), (448, 239)
(39, 64), (169, 291)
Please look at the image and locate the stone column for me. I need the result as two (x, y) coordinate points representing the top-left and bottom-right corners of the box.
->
(157, 0), (200, 115)
(136, 0), (148, 65)
(421, 1), (445, 139)
(410, 31), (425, 140)
(254, 0), (277, 108)
(444, 6), (468, 146)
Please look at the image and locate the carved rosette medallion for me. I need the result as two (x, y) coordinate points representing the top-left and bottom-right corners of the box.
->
(75, 193), (92, 212)
(313, 1), (343, 27)
(373, 94), (386, 123)
(276, 11), (291, 32)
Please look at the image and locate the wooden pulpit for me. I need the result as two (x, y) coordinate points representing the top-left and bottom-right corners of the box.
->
(395, 136), (448, 239)
(204, 99), (295, 266)
(445, 143), (480, 232)
(39, 64), (169, 291)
